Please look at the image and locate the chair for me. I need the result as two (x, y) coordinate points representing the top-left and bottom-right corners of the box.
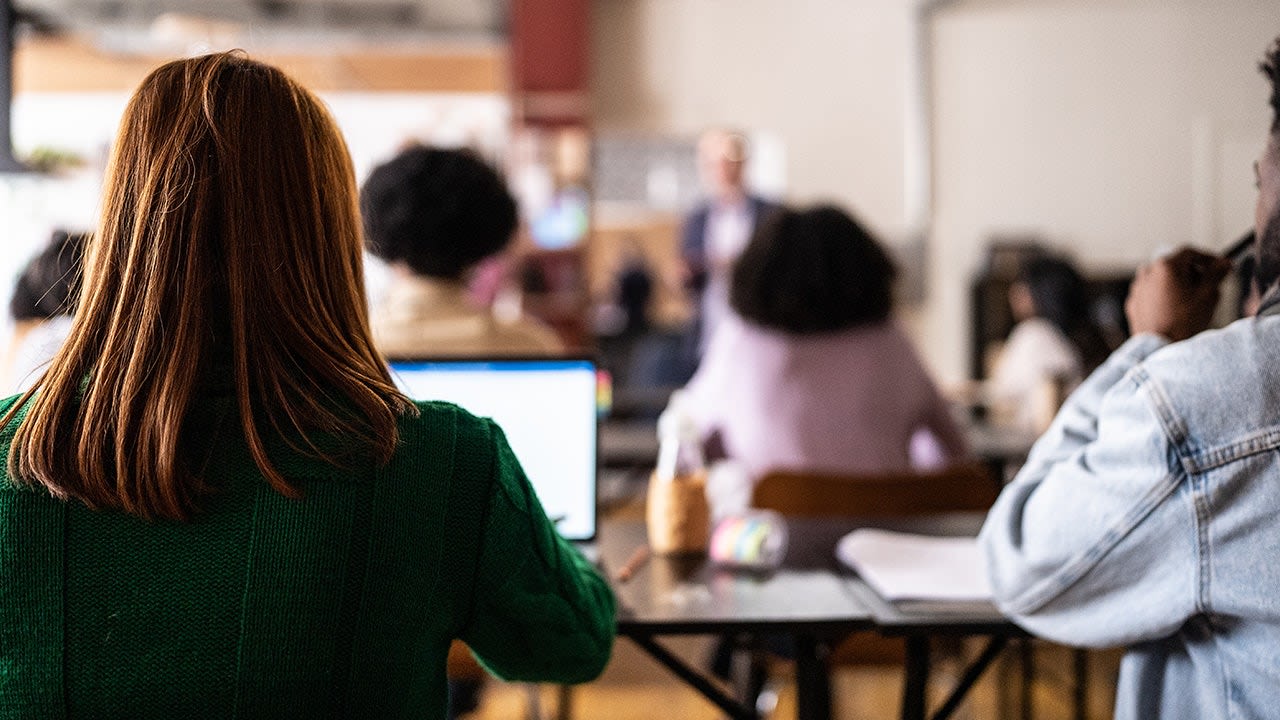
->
(747, 462), (1001, 713)
(752, 461), (1000, 519)
(753, 462), (999, 664)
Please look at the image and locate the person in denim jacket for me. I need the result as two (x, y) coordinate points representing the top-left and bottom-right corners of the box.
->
(979, 39), (1280, 719)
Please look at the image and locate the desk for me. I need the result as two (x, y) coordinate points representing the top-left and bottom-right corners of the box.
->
(602, 519), (872, 720)
(843, 515), (1028, 720)
(601, 516), (1022, 720)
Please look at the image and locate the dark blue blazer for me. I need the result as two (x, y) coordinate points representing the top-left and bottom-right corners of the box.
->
(680, 195), (775, 282)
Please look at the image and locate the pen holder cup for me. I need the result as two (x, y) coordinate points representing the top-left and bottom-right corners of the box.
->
(708, 510), (789, 570)
(646, 471), (710, 555)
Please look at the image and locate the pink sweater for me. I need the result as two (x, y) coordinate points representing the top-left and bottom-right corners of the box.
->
(682, 316), (968, 481)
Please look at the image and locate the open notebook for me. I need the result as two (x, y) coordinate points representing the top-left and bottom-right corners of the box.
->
(836, 529), (996, 614)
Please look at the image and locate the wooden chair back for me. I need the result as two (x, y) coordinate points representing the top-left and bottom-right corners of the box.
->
(751, 461), (1000, 667)
(752, 461), (1000, 518)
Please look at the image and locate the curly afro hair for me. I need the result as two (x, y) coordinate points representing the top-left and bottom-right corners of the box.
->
(360, 146), (518, 279)
(730, 204), (896, 335)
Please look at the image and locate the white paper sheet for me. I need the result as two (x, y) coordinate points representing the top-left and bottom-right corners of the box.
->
(836, 529), (992, 602)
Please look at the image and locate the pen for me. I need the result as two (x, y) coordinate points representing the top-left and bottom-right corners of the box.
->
(613, 544), (650, 583)
(1223, 231), (1255, 263)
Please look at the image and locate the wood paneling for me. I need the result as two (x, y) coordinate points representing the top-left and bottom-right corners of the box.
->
(15, 37), (506, 93)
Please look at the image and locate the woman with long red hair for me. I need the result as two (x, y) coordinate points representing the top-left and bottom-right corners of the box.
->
(0, 52), (614, 717)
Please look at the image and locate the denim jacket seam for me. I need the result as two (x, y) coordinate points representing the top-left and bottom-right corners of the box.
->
(1136, 366), (1188, 449)
(1138, 368), (1212, 614)
(1220, 631), (1239, 720)
(1181, 429), (1280, 473)
(1179, 433), (1280, 621)
(1001, 368), (1188, 616)
(1190, 471), (1212, 615)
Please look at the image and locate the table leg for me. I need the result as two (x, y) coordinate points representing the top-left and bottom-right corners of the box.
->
(1073, 648), (1088, 720)
(930, 636), (1008, 720)
(793, 633), (831, 720)
(1019, 638), (1034, 720)
(901, 636), (931, 720)
(729, 638), (770, 711)
(524, 684), (543, 720)
(998, 641), (1020, 720)
(626, 634), (759, 720)
(556, 684), (573, 720)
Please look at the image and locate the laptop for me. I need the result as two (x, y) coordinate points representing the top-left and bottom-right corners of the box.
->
(387, 357), (602, 547)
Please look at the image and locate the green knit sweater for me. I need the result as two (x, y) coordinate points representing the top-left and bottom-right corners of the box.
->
(0, 394), (616, 719)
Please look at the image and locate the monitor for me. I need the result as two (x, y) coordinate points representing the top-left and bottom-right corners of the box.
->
(387, 357), (599, 542)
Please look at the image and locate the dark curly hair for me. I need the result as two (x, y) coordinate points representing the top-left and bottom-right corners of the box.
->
(729, 204), (896, 334)
(1264, 37), (1280, 134)
(10, 229), (87, 322)
(1017, 256), (1087, 337)
(360, 146), (518, 280)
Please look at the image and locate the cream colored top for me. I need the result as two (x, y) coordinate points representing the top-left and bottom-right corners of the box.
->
(1, 316), (74, 394)
(371, 275), (563, 358)
(986, 317), (1083, 434)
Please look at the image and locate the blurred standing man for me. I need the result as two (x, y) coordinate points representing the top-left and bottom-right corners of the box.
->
(979, 38), (1280, 719)
(681, 129), (775, 355)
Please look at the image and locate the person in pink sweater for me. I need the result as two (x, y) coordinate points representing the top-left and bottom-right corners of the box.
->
(682, 204), (968, 488)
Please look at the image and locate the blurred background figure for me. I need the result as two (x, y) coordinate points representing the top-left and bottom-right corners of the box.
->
(594, 236), (697, 404)
(361, 145), (563, 358)
(681, 129), (775, 360)
(1, 229), (87, 393)
(594, 238), (655, 342)
(985, 254), (1110, 433)
(613, 253), (655, 339)
(680, 204), (968, 512)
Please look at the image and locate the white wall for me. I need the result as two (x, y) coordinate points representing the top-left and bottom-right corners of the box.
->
(592, 0), (914, 237)
(592, 0), (1280, 385)
(926, 0), (1279, 382)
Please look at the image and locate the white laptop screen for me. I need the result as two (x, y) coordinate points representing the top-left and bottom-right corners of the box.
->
(388, 358), (599, 542)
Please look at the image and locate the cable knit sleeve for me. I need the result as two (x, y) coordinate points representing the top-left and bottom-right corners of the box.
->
(459, 419), (616, 684)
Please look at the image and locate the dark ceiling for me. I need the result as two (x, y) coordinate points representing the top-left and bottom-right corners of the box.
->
(14, 0), (506, 48)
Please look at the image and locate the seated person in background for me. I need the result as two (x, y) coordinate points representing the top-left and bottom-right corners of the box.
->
(1, 229), (87, 392)
(980, 38), (1280, 719)
(986, 255), (1109, 433)
(361, 146), (563, 357)
(681, 204), (969, 497)
(0, 53), (613, 718)
(614, 252), (655, 339)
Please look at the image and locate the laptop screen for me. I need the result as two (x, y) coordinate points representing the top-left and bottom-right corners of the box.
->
(388, 358), (599, 542)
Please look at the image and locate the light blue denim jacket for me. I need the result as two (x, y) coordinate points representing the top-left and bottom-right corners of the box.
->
(979, 313), (1280, 720)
